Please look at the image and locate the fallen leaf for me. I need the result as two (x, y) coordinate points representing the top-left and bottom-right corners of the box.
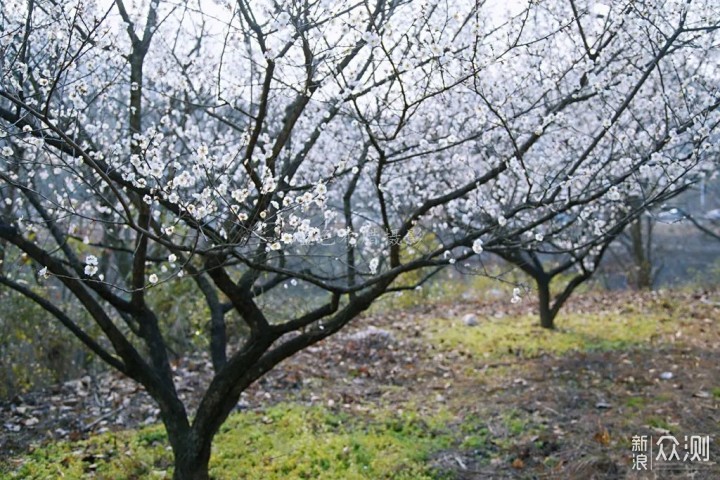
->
(594, 428), (610, 445)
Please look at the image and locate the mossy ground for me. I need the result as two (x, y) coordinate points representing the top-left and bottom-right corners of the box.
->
(2, 288), (719, 479)
(3, 404), (461, 479)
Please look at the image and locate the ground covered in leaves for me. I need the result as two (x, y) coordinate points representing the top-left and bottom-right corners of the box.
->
(1, 288), (719, 479)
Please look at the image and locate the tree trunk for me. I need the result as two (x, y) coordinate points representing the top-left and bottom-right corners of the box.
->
(536, 276), (555, 330)
(629, 217), (653, 289)
(171, 434), (213, 480)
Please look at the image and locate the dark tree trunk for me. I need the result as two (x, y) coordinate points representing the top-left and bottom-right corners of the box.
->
(169, 430), (213, 480)
(629, 217), (653, 289)
(536, 275), (555, 329)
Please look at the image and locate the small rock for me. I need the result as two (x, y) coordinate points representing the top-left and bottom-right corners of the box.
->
(348, 326), (393, 341)
(462, 314), (479, 326)
(595, 401), (612, 409)
(4, 423), (21, 432)
(22, 417), (39, 427)
(659, 372), (673, 380)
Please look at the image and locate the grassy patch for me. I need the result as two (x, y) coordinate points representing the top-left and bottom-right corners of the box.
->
(426, 310), (673, 361)
(369, 268), (526, 314)
(212, 404), (455, 480)
(646, 416), (672, 431)
(1, 403), (470, 480)
(624, 396), (645, 409)
(503, 409), (530, 437)
(1, 424), (172, 479)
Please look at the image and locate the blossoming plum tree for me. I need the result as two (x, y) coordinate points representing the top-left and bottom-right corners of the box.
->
(446, 0), (720, 327)
(1, 0), (719, 477)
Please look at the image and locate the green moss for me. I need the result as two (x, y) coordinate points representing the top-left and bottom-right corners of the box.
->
(3, 424), (172, 479)
(2, 403), (465, 480)
(426, 309), (674, 362)
(212, 405), (413, 479)
(712, 387), (720, 399)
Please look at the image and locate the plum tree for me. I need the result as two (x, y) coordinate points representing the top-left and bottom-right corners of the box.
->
(1, 0), (719, 478)
(447, 0), (720, 327)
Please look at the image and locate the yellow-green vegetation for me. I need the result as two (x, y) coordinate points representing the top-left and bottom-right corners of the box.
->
(371, 268), (524, 314)
(646, 416), (672, 431)
(370, 261), (605, 316)
(371, 260), (605, 315)
(2, 403), (468, 480)
(624, 396), (645, 409)
(426, 309), (674, 361)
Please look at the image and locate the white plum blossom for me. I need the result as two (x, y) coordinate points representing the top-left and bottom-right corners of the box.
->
(369, 258), (379, 275)
(261, 174), (277, 194)
(472, 238), (484, 254)
(511, 287), (522, 304)
(197, 144), (209, 158)
(84, 255), (98, 277)
(315, 182), (327, 195)
(148, 274), (159, 284)
(231, 189), (249, 203)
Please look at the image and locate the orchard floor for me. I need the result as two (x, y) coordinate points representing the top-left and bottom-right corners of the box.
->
(1, 289), (719, 479)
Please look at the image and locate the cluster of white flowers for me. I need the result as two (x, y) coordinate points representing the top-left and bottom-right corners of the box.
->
(471, 238), (484, 254)
(84, 255), (98, 277)
(369, 258), (379, 275)
(510, 287), (522, 304)
(1, 0), (717, 308)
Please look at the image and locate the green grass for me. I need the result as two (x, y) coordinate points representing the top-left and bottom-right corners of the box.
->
(502, 409), (531, 437)
(624, 396), (645, 409)
(426, 310), (673, 361)
(1, 403), (468, 480)
(646, 416), (672, 431)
